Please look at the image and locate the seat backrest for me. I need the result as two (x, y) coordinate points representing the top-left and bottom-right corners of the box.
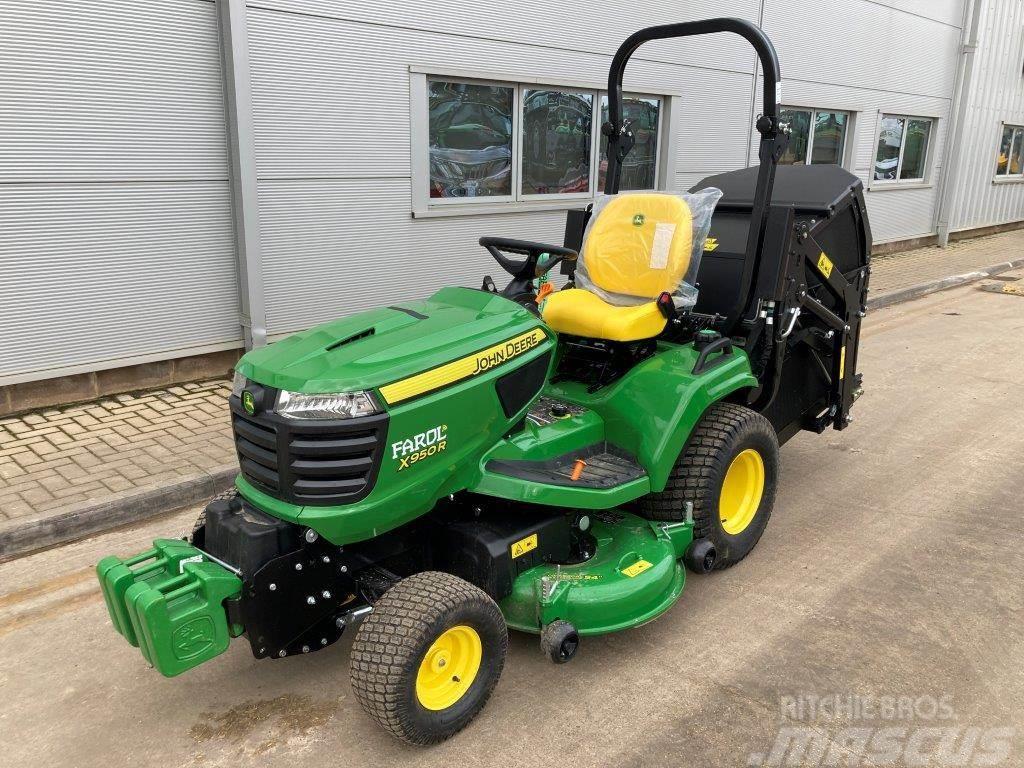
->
(581, 193), (693, 301)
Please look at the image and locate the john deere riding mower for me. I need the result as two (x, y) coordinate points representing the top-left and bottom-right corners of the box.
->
(96, 18), (871, 744)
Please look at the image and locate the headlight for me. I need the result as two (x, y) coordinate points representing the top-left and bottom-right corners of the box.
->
(231, 371), (247, 397)
(276, 390), (381, 420)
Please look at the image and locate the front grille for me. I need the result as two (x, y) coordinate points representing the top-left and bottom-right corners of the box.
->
(230, 387), (388, 506)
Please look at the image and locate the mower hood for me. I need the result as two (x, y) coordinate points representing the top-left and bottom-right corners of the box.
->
(235, 287), (547, 395)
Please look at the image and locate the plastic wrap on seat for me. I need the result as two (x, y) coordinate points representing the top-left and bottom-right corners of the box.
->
(575, 189), (723, 309)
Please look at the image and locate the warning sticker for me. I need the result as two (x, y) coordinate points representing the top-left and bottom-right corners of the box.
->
(649, 223), (676, 269)
(817, 252), (834, 279)
(621, 559), (653, 578)
(510, 533), (538, 559)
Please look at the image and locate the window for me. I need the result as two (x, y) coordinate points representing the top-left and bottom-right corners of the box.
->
(778, 107), (849, 166)
(522, 89), (594, 195)
(598, 95), (662, 191)
(874, 115), (933, 182)
(424, 77), (664, 207)
(995, 124), (1024, 177)
(428, 81), (514, 199)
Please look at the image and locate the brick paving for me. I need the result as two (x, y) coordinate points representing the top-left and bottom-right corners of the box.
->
(0, 229), (1021, 530)
(870, 229), (1024, 296)
(0, 380), (234, 522)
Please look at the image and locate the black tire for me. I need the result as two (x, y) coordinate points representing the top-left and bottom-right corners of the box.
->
(350, 571), (508, 745)
(540, 620), (579, 664)
(637, 402), (779, 569)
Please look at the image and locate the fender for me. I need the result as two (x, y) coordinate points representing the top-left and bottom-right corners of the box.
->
(547, 342), (757, 491)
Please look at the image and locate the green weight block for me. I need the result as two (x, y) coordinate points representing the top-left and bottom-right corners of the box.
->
(96, 539), (204, 647)
(124, 560), (241, 677)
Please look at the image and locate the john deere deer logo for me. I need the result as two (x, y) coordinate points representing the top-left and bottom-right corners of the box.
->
(632, 213), (645, 226)
(242, 390), (256, 415)
(172, 617), (215, 660)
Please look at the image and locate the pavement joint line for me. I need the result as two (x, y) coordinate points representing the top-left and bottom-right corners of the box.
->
(1, 250), (1021, 563)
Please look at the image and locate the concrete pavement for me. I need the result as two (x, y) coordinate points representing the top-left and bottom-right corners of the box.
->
(1, 273), (1022, 768)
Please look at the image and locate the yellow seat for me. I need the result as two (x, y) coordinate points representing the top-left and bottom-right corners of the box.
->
(542, 193), (693, 342)
(541, 288), (668, 342)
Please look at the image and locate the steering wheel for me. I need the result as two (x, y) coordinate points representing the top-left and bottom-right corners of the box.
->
(479, 237), (578, 301)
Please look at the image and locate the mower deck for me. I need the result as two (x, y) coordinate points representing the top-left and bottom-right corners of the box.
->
(501, 511), (692, 636)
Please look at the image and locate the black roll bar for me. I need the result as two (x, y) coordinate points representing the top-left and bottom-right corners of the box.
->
(604, 17), (782, 193)
(603, 17), (788, 339)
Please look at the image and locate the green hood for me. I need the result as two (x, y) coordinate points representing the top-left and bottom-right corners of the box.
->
(235, 287), (544, 394)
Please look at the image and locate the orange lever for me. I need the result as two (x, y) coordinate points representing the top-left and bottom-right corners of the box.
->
(535, 282), (555, 303)
(570, 458), (587, 481)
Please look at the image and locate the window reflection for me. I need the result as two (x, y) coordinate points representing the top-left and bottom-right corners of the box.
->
(599, 96), (661, 191)
(811, 112), (847, 164)
(874, 116), (905, 180)
(779, 109), (811, 164)
(521, 90), (593, 195)
(899, 119), (931, 180)
(428, 81), (513, 198)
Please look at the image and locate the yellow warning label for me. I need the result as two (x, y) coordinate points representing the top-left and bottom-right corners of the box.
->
(839, 345), (846, 381)
(817, 252), (834, 279)
(703, 236), (719, 252)
(510, 533), (538, 559)
(622, 559), (653, 578)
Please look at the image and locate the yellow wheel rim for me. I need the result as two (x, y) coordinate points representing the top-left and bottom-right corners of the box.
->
(719, 448), (765, 535)
(415, 625), (483, 711)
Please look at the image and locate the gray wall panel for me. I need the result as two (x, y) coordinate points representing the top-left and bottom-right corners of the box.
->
(247, 0), (762, 75)
(763, 0), (961, 99)
(0, 183), (239, 381)
(947, 0), (1024, 232)
(247, 7), (755, 180)
(258, 178), (568, 334)
(0, 0), (239, 383)
(0, 0), (228, 182)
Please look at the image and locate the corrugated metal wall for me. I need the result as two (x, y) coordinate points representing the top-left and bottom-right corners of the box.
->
(0, 0), (240, 384)
(761, 0), (963, 242)
(947, 0), (1024, 232)
(8, 0), (1017, 383)
(245, 0), (761, 337)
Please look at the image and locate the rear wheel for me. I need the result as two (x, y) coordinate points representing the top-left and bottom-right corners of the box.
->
(637, 402), (779, 569)
(350, 571), (507, 745)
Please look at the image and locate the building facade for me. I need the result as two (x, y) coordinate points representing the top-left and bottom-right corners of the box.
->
(1, 0), (1022, 391)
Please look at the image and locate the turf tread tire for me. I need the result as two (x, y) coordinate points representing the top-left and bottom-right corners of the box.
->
(637, 402), (779, 569)
(350, 571), (507, 745)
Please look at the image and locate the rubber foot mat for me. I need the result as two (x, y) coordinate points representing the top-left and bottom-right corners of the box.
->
(486, 444), (646, 489)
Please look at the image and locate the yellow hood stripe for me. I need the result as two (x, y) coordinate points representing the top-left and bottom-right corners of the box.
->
(379, 328), (546, 405)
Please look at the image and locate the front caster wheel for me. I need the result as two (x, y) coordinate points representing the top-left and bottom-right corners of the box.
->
(540, 620), (580, 663)
(350, 571), (507, 745)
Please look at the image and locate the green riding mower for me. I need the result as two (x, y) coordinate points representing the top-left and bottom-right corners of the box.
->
(96, 18), (871, 745)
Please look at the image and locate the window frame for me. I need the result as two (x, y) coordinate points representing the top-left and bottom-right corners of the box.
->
(871, 113), (935, 188)
(410, 68), (676, 218)
(994, 122), (1024, 182)
(778, 105), (851, 167)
